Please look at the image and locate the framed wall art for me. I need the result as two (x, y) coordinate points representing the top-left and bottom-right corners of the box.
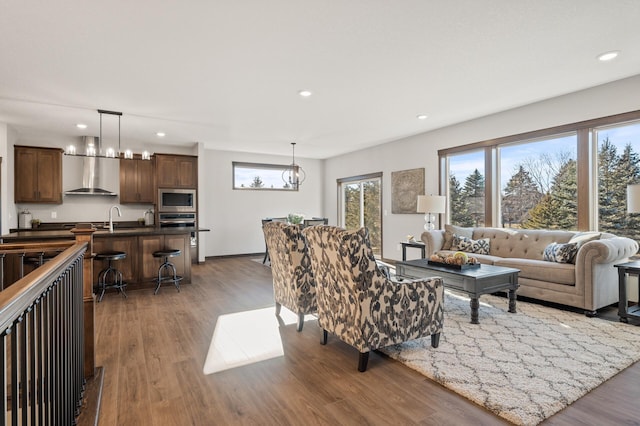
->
(391, 167), (425, 214)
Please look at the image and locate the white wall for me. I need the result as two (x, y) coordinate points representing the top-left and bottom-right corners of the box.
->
(324, 74), (640, 261)
(200, 149), (324, 257)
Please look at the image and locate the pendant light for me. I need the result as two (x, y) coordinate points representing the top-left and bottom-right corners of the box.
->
(282, 142), (306, 189)
(65, 109), (151, 160)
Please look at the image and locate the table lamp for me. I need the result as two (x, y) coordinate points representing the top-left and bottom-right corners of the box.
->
(417, 195), (446, 230)
(628, 184), (640, 214)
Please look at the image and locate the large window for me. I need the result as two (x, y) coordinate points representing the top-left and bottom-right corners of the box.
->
(438, 110), (640, 249)
(499, 134), (577, 229)
(232, 162), (298, 190)
(447, 150), (485, 227)
(338, 173), (382, 257)
(596, 121), (640, 241)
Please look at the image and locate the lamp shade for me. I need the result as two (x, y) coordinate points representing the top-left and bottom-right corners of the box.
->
(417, 195), (446, 214)
(628, 184), (640, 214)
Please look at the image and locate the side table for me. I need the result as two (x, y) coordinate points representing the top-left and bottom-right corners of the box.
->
(400, 241), (426, 261)
(614, 261), (640, 323)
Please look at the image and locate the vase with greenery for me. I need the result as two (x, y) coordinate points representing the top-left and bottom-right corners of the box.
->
(287, 213), (304, 225)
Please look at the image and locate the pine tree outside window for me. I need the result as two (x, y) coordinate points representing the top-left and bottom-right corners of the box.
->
(596, 121), (640, 243)
(447, 150), (485, 227)
(498, 134), (577, 230)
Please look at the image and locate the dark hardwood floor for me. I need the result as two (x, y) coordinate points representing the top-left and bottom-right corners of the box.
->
(95, 256), (640, 425)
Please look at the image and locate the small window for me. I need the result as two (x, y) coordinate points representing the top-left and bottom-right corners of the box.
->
(232, 162), (298, 191)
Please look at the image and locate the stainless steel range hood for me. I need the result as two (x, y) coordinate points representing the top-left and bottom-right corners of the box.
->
(65, 136), (117, 196)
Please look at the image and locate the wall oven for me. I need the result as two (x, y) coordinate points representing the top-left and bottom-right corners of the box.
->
(159, 212), (198, 261)
(158, 188), (196, 213)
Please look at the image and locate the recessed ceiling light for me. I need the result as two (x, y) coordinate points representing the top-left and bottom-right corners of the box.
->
(597, 51), (620, 62)
(417, 114), (428, 120)
(76, 123), (87, 129)
(156, 132), (166, 137)
(298, 90), (312, 97)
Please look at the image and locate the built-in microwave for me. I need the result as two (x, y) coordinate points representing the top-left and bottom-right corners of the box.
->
(158, 188), (197, 213)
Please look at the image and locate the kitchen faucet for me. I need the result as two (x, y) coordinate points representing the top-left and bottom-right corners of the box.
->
(109, 205), (121, 233)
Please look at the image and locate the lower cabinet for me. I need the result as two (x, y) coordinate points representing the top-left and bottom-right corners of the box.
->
(92, 236), (137, 285)
(138, 234), (191, 283)
(93, 234), (191, 289)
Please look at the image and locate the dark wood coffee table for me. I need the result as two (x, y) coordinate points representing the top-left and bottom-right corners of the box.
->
(396, 259), (520, 324)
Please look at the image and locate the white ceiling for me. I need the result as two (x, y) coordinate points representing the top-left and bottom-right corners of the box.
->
(1, 1), (639, 159)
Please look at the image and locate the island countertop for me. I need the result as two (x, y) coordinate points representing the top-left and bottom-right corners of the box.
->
(1, 225), (209, 290)
(1, 226), (207, 242)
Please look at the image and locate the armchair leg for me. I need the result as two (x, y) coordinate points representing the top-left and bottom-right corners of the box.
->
(275, 302), (281, 316)
(296, 312), (304, 332)
(358, 352), (369, 372)
(431, 332), (441, 348)
(320, 329), (328, 345)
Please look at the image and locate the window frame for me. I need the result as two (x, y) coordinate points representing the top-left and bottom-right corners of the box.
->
(232, 161), (299, 191)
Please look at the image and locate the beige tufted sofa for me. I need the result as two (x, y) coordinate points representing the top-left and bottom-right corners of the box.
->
(421, 226), (639, 315)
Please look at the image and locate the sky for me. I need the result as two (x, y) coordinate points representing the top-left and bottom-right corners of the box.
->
(450, 121), (640, 190)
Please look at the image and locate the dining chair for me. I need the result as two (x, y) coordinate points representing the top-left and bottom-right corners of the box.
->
(302, 218), (329, 228)
(261, 217), (288, 264)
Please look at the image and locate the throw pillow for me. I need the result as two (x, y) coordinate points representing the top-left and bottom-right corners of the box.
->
(543, 242), (578, 264)
(452, 234), (490, 255)
(568, 231), (601, 248)
(443, 224), (473, 250)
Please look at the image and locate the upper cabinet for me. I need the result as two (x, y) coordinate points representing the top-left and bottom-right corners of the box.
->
(120, 156), (155, 203)
(15, 146), (63, 204)
(155, 154), (197, 188)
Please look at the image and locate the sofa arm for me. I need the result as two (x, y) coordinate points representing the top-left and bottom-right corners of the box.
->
(576, 237), (639, 265)
(421, 230), (445, 257)
(574, 237), (639, 311)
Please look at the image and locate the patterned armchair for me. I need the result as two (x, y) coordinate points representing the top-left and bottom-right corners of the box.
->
(302, 225), (444, 372)
(263, 221), (317, 331)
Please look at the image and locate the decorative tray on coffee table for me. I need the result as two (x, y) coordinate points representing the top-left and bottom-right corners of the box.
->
(427, 260), (481, 270)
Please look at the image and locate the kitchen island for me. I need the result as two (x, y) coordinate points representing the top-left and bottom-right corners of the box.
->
(1, 226), (202, 291)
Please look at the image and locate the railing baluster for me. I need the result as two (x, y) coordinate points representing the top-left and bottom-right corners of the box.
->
(0, 253), (5, 291)
(11, 316), (22, 425)
(0, 242), (87, 426)
(18, 253), (25, 280)
(29, 299), (37, 425)
(1, 326), (10, 426)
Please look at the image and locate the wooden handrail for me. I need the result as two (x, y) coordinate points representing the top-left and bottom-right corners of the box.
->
(0, 242), (84, 332)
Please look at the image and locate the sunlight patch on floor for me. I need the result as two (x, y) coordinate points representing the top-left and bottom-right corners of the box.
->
(202, 306), (314, 374)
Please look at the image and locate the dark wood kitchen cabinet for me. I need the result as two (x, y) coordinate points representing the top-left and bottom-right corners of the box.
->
(155, 154), (197, 188)
(15, 145), (63, 204)
(120, 156), (155, 203)
(92, 236), (138, 285)
(138, 234), (190, 282)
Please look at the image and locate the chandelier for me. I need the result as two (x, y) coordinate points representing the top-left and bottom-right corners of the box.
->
(65, 109), (151, 160)
(282, 142), (306, 189)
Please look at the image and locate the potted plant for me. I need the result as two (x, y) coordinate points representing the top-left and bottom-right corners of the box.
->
(287, 213), (304, 225)
(31, 218), (41, 228)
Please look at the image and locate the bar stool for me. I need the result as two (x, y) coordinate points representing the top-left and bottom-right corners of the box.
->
(153, 249), (183, 294)
(95, 251), (127, 302)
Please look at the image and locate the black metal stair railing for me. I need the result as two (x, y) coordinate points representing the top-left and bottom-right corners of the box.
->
(0, 241), (86, 425)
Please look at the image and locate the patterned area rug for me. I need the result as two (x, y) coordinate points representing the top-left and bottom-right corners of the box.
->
(381, 290), (640, 426)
